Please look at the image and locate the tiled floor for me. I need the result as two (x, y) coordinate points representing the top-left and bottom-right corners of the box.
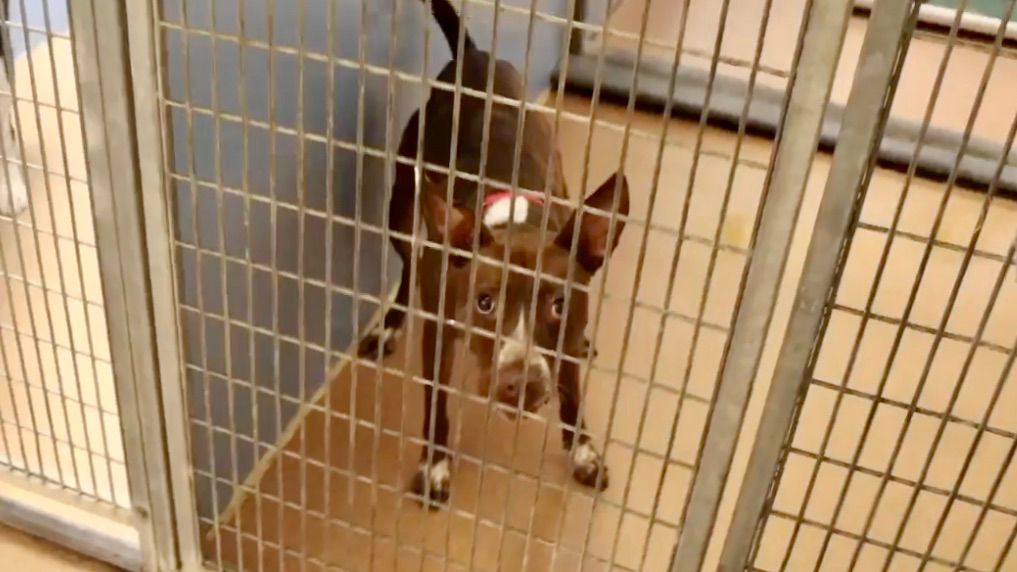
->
(0, 524), (114, 572)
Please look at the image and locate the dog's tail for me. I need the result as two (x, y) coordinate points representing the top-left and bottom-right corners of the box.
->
(425, 0), (476, 55)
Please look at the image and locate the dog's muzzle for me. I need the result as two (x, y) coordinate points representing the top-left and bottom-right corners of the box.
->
(492, 317), (552, 416)
(492, 361), (551, 417)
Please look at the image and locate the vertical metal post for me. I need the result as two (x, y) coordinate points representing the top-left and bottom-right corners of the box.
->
(670, 0), (856, 570)
(714, 0), (916, 570)
(127, 0), (204, 569)
(569, 0), (586, 54)
(70, 0), (195, 569)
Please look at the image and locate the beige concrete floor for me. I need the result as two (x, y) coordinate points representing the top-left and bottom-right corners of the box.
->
(0, 524), (115, 572)
(0, 40), (128, 506)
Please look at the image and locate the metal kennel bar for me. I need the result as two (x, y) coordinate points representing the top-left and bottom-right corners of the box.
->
(671, 0), (859, 568)
(717, 0), (918, 567)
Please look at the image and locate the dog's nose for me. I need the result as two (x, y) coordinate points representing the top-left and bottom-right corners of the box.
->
(500, 376), (543, 402)
(495, 364), (549, 413)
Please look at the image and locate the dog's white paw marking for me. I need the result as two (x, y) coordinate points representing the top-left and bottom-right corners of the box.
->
(571, 441), (609, 491)
(374, 325), (402, 346)
(427, 457), (450, 486)
(0, 161), (27, 217)
(358, 324), (403, 358)
(483, 196), (529, 228)
(411, 457), (451, 507)
(572, 442), (598, 467)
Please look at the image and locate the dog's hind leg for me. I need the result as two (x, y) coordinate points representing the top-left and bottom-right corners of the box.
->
(359, 112), (420, 358)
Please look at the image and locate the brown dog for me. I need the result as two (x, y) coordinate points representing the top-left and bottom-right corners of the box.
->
(358, 0), (630, 506)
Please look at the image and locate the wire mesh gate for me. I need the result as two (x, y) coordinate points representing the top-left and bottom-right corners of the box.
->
(0, 0), (144, 568)
(727, 1), (1017, 570)
(0, 0), (122, 500)
(0, 0), (1014, 571)
(146, 0), (844, 567)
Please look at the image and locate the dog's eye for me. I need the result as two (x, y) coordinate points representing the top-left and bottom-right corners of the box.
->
(550, 297), (565, 319)
(476, 293), (496, 314)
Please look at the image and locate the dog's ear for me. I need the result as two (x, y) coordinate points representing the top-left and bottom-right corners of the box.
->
(555, 172), (629, 274)
(421, 186), (491, 263)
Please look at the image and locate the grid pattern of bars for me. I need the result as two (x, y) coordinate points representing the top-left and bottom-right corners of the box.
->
(749, 2), (1017, 570)
(0, 0), (127, 507)
(154, 0), (812, 570)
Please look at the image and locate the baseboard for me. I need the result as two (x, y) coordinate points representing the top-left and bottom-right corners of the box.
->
(557, 48), (1017, 200)
(0, 471), (141, 571)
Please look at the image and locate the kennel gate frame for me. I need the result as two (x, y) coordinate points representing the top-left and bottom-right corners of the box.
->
(54, 0), (930, 570)
(0, 0), (184, 571)
(59, 0), (201, 570)
(0, 1), (144, 570)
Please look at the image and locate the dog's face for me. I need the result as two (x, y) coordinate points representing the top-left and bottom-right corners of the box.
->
(421, 174), (630, 418)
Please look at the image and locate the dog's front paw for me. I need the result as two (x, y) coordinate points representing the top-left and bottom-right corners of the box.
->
(571, 442), (609, 491)
(358, 325), (402, 359)
(410, 457), (450, 509)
